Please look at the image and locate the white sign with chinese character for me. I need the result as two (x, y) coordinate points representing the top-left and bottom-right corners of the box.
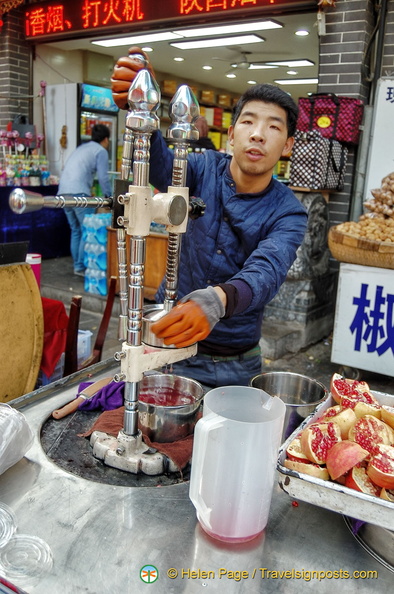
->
(331, 263), (394, 376)
(363, 77), (394, 202)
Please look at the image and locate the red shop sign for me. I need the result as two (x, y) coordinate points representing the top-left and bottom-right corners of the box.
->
(24, 0), (316, 42)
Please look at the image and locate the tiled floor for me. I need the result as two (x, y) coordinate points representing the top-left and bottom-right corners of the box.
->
(40, 256), (394, 394)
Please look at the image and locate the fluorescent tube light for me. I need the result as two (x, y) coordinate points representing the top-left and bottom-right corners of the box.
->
(248, 64), (278, 70)
(266, 59), (314, 67)
(92, 31), (183, 47)
(274, 78), (318, 85)
(176, 20), (282, 37)
(171, 35), (264, 50)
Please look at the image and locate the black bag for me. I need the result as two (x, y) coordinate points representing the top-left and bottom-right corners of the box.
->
(289, 130), (348, 191)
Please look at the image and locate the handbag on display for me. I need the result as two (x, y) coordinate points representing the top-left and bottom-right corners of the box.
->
(297, 93), (364, 145)
(288, 130), (348, 191)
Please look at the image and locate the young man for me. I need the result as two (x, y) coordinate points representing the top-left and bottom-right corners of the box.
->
(111, 49), (308, 388)
(58, 124), (112, 276)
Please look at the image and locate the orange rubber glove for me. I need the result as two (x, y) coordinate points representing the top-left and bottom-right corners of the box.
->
(111, 46), (155, 110)
(151, 287), (225, 348)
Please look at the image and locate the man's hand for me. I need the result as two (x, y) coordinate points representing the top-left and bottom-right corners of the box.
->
(151, 287), (226, 348)
(111, 46), (155, 110)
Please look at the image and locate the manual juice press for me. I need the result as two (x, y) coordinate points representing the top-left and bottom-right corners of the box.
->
(9, 62), (205, 476)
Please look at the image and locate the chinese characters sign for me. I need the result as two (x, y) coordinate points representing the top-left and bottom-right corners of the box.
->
(332, 263), (394, 376)
(24, 0), (314, 41)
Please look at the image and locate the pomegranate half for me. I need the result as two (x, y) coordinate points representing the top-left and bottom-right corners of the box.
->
(325, 440), (369, 481)
(367, 444), (394, 490)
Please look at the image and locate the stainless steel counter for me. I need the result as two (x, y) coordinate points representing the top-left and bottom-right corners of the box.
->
(0, 360), (392, 593)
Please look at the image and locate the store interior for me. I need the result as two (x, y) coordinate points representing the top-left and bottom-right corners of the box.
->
(30, 10), (319, 172)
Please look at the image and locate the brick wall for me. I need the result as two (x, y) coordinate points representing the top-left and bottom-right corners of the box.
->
(0, 7), (31, 129)
(382, 0), (394, 73)
(318, 0), (380, 228)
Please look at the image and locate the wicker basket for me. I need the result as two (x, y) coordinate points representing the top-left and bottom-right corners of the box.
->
(328, 227), (394, 270)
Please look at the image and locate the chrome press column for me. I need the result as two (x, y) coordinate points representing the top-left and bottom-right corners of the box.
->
(117, 53), (149, 343)
(120, 68), (160, 436)
(163, 87), (199, 311)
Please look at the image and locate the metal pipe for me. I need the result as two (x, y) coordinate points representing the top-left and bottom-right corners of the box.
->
(163, 85), (199, 311)
(9, 188), (112, 214)
(121, 68), (160, 436)
(116, 228), (128, 341)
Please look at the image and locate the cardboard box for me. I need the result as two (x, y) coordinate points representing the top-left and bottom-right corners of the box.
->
(218, 94), (232, 108)
(208, 131), (221, 150)
(190, 86), (199, 98)
(213, 107), (223, 127)
(222, 112), (232, 128)
(221, 133), (228, 151)
(204, 107), (215, 126)
(162, 80), (178, 95)
(201, 90), (216, 104)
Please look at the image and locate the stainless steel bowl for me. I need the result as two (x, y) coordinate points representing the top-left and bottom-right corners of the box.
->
(138, 374), (204, 443)
(142, 304), (175, 348)
(249, 371), (329, 442)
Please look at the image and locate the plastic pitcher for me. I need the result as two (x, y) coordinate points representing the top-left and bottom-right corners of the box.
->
(189, 386), (286, 543)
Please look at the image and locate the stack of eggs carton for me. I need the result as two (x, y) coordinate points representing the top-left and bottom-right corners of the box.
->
(83, 213), (112, 296)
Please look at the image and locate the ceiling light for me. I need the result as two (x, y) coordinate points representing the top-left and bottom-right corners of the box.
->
(249, 64), (278, 70)
(175, 20), (282, 37)
(247, 80), (257, 85)
(274, 78), (318, 85)
(171, 35), (264, 50)
(202, 65), (213, 70)
(266, 59), (314, 67)
(92, 31), (183, 47)
(295, 30), (310, 36)
(141, 47), (153, 52)
(287, 70), (298, 75)
(226, 73), (237, 79)
(173, 57), (184, 62)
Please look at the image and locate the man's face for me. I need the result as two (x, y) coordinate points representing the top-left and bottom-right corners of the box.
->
(228, 100), (294, 190)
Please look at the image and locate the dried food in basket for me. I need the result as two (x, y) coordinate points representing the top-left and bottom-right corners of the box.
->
(331, 218), (394, 246)
(283, 373), (394, 496)
(364, 171), (394, 218)
(328, 220), (394, 269)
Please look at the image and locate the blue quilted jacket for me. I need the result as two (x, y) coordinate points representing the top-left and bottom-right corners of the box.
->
(149, 132), (307, 349)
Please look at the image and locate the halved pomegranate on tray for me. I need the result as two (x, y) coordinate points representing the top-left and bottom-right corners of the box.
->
(319, 405), (357, 439)
(325, 441), (369, 481)
(277, 372), (394, 531)
(300, 421), (341, 465)
(283, 459), (329, 481)
(330, 373), (371, 405)
(348, 415), (393, 455)
(286, 437), (310, 463)
(330, 373), (381, 418)
(345, 464), (381, 497)
(367, 444), (394, 490)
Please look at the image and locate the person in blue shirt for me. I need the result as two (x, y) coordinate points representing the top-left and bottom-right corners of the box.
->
(58, 124), (112, 276)
(111, 49), (308, 388)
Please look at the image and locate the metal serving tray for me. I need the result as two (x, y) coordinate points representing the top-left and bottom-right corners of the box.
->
(277, 390), (394, 532)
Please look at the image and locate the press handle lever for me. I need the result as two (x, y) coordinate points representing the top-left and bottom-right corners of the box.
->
(52, 397), (84, 419)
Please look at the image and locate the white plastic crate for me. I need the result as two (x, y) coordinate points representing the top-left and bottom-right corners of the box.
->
(78, 330), (93, 365)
